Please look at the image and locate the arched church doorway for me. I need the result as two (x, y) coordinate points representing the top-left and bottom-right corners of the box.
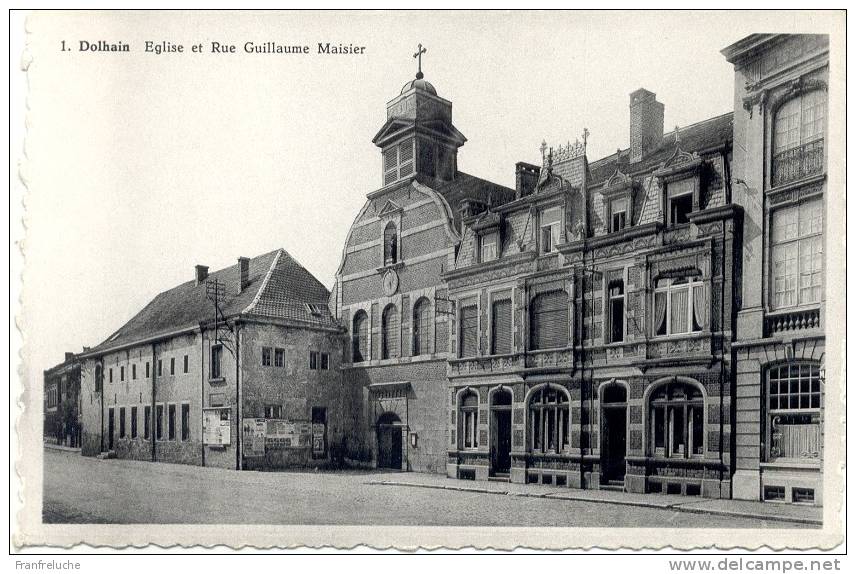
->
(601, 383), (627, 487)
(376, 412), (403, 470)
(490, 388), (513, 476)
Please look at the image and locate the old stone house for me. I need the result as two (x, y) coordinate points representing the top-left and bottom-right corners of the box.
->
(44, 353), (82, 448)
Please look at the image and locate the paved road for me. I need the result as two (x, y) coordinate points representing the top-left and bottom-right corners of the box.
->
(42, 449), (811, 527)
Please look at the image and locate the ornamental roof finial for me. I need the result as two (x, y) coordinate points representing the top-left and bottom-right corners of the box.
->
(413, 43), (427, 79)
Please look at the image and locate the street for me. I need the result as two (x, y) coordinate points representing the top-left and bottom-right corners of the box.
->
(43, 449), (815, 527)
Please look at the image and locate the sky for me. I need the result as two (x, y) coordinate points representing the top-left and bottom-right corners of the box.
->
(15, 10), (822, 379)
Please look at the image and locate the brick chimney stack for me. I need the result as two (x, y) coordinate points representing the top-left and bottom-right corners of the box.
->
(195, 264), (209, 286)
(238, 257), (250, 292)
(629, 88), (664, 164)
(515, 162), (540, 199)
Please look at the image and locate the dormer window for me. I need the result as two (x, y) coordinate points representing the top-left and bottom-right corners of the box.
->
(668, 187), (694, 226)
(383, 138), (415, 185)
(383, 221), (398, 265)
(610, 198), (628, 233)
(480, 232), (498, 263)
(539, 207), (562, 254)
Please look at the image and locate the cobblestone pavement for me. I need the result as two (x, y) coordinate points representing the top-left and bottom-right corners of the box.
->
(42, 449), (816, 527)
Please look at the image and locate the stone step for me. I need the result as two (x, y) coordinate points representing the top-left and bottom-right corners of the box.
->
(488, 473), (510, 482)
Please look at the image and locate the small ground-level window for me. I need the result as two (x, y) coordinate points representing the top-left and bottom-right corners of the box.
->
(459, 391), (479, 449)
(764, 485), (786, 501)
(649, 381), (704, 458)
(529, 387), (569, 453)
(792, 487), (815, 503)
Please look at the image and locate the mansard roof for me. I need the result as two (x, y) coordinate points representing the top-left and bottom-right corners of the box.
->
(589, 112), (734, 186)
(87, 248), (336, 356)
(418, 171), (516, 229)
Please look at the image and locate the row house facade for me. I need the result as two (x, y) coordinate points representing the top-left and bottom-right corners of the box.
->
(44, 352), (82, 448)
(444, 88), (742, 499)
(723, 34), (828, 505)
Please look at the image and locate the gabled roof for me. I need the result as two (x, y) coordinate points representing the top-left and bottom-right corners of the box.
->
(589, 112), (734, 186)
(87, 248), (336, 356)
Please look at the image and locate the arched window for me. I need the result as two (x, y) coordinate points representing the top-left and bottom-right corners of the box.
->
(649, 380), (704, 458)
(94, 364), (103, 394)
(529, 386), (569, 453)
(766, 362), (822, 462)
(459, 390), (479, 449)
(381, 304), (399, 360)
(772, 90), (826, 187)
(352, 310), (369, 363)
(412, 298), (431, 356)
(653, 277), (705, 336)
(383, 222), (398, 265)
(529, 290), (568, 350)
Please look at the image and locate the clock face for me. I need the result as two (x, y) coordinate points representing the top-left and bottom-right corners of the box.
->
(383, 269), (399, 296)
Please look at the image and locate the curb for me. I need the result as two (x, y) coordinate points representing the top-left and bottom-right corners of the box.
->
(367, 480), (822, 526)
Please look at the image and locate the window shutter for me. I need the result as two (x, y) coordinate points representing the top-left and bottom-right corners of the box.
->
(530, 291), (568, 350)
(460, 305), (478, 357)
(492, 300), (512, 355)
(399, 139), (414, 177)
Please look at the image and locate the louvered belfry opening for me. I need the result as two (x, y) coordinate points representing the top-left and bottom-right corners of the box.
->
(491, 299), (512, 355)
(529, 290), (569, 350)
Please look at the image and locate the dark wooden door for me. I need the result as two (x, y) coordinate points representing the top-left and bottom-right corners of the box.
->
(602, 407), (626, 482)
(108, 408), (115, 451)
(377, 425), (402, 470)
(492, 410), (512, 474)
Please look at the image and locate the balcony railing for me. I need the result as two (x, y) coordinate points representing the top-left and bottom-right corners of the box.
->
(771, 139), (824, 188)
(766, 308), (821, 336)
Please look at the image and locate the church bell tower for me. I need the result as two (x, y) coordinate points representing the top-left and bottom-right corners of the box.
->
(372, 44), (467, 186)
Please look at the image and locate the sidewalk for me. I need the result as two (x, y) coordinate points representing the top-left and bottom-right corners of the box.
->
(365, 472), (822, 526)
(43, 442), (82, 453)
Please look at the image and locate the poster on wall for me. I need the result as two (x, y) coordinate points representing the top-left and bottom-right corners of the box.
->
(265, 419), (312, 447)
(202, 407), (231, 446)
(242, 418), (266, 457)
(312, 423), (326, 456)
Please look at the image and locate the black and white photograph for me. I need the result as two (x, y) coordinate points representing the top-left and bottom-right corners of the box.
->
(9, 8), (847, 556)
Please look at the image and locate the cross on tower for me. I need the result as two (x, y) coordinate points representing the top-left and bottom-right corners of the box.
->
(413, 43), (427, 79)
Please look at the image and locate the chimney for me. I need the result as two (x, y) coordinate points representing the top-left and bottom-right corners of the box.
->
(64, 352), (75, 362)
(629, 88), (664, 164)
(195, 264), (209, 286)
(238, 257), (250, 292)
(515, 162), (540, 199)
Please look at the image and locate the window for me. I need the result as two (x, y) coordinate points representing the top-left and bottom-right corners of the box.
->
(320, 353), (329, 370)
(529, 387), (569, 453)
(209, 393), (225, 407)
(157, 359), (162, 377)
(383, 138), (415, 185)
(120, 366), (125, 382)
(608, 279), (625, 343)
(381, 304), (399, 360)
(183, 354), (189, 373)
(109, 367), (113, 384)
(611, 197), (628, 232)
(459, 391), (479, 449)
(143, 405), (151, 439)
(529, 290), (569, 350)
(773, 90), (826, 186)
(306, 303), (326, 317)
(383, 222), (398, 265)
(649, 381), (704, 458)
(274, 348), (285, 368)
(262, 347), (272, 367)
(771, 198), (823, 309)
(170, 357), (175, 375)
(156, 405), (164, 440)
(119, 407), (126, 438)
(480, 232), (498, 262)
(132, 364), (137, 380)
(264, 404), (282, 419)
(309, 351), (319, 370)
(131, 406), (138, 439)
(491, 299), (512, 355)
(352, 310), (369, 363)
(539, 207), (562, 254)
(168, 404), (176, 441)
(181, 404), (190, 441)
(412, 298), (431, 356)
(210, 345), (222, 379)
(459, 304), (478, 358)
(94, 365), (103, 394)
(668, 190), (693, 225)
(767, 363), (821, 462)
(145, 362), (150, 378)
(654, 277), (705, 336)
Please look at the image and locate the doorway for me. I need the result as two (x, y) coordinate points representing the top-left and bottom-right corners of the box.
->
(601, 384), (627, 485)
(107, 407), (115, 451)
(491, 389), (512, 476)
(376, 412), (403, 470)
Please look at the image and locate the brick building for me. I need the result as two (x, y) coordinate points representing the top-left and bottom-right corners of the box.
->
(723, 34), (828, 505)
(330, 73), (515, 472)
(44, 353), (82, 448)
(445, 89), (740, 498)
(79, 248), (346, 470)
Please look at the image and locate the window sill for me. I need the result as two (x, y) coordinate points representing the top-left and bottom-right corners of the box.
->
(651, 331), (706, 341)
(760, 460), (821, 470)
(208, 377), (226, 384)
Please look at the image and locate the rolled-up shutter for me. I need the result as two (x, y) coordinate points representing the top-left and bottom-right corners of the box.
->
(459, 305), (478, 358)
(491, 299), (512, 355)
(530, 291), (568, 350)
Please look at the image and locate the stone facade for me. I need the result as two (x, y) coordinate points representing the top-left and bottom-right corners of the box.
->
(723, 34), (828, 505)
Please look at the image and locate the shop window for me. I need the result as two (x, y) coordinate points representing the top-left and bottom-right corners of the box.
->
(459, 390), (479, 449)
(383, 222), (399, 265)
(480, 232), (498, 263)
(459, 304), (478, 358)
(772, 90), (826, 187)
(529, 290), (568, 350)
(274, 348), (285, 368)
(529, 386), (569, 453)
(131, 406), (138, 439)
(181, 404), (190, 441)
(649, 380), (704, 458)
(539, 206), (562, 254)
(262, 347), (272, 367)
(608, 279), (625, 343)
(210, 345), (222, 379)
(381, 304), (400, 359)
(491, 299), (512, 355)
(352, 310), (369, 363)
(654, 277), (705, 336)
(767, 363), (822, 462)
(771, 197), (823, 309)
(412, 298), (431, 356)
